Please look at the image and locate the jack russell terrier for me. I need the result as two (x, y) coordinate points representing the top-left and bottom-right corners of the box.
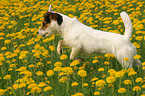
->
(38, 5), (141, 69)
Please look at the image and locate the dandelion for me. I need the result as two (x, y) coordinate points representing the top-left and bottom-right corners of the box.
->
(70, 60), (80, 66)
(133, 86), (141, 92)
(44, 86), (52, 91)
(133, 55), (141, 59)
(104, 61), (110, 65)
(54, 62), (63, 67)
(94, 91), (100, 95)
(36, 71), (43, 76)
(136, 77), (143, 83)
(123, 79), (132, 85)
(4, 40), (11, 44)
(124, 58), (129, 61)
(83, 83), (88, 86)
(98, 67), (104, 72)
(60, 54), (68, 60)
(91, 77), (98, 82)
(13, 84), (19, 90)
(0, 89), (6, 95)
(31, 87), (42, 93)
(106, 76), (116, 83)
(28, 64), (35, 68)
(49, 46), (55, 51)
(3, 75), (11, 80)
(38, 82), (46, 87)
(47, 70), (54, 76)
(53, 67), (62, 72)
(77, 70), (87, 77)
(71, 82), (79, 87)
(59, 77), (67, 83)
(62, 67), (73, 75)
(74, 93), (84, 96)
(27, 83), (37, 89)
(95, 80), (106, 87)
(118, 88), (126, 93)
(142, 85), (145, 88)
(92, 60), (98, 64)
(47, 61), (51, 64)
(115, 71), (125, 78)
(19, 82), (27, 88)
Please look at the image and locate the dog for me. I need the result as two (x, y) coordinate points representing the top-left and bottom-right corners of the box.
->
(38, 5), (141, 68)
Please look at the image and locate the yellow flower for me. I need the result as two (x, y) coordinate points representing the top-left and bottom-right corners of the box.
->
(49, 46), (55, 51)
(28, 64), (35, 68)
(47, 61), (51, 64)
(60, 54), (68, 60)
(0, 89), (6, 95)
(124, 58), (129, 61)
(38, 82), (46, 87)
(31, 87), (42, 93)
(62, 67), (73, 75)
(94, 91), (100, 95)
(133, 86), (141, 92)
(136, 77), (143, 83)
(4, 40), (11, 44)
(44, 86), (52, 91)
(27, 83), (37, 89)
(83, 83), (88, 87)
(1, 47), (7, 50)
(142, 85), (145, 88)
(98, 68), (104, 72)
(108, 69), (116, 76)
(71, 82), (79, 87)
(95, 80), (106, 87)
(118, 88), (126, 93)
(115, 71), (125, 78)
(3, 75), (11, 80)
(104, 61), (110, 65)
(36, 71), (43, 76)
(13, 84), (19, 90)
(70, 60), (80, 66)
(47, 70), (54, 76)
(54, 62), (63, 67)
(19, 83), (27, 88)
(91, 77), (98, 82)
(53, 67), (62, 72)
(59, 77), (67, 83)
(74, 93), (84, 96)
(106, 76), (116, 84)
(92, 60), (98, 64)
(77, 70), (87, 77)
(123, 79), (132, 85)
(133, 55), (141, 59)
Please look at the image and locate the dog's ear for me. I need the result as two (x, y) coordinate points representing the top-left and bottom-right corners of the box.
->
(48, 5), (53, 12)
(55, 13), (63, 25)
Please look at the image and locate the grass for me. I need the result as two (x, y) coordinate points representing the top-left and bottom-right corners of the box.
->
(0, 0), (145, 96)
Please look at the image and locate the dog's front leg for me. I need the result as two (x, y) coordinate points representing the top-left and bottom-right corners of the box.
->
(57, 40), (65, 55)
(70, 45), (81, 60)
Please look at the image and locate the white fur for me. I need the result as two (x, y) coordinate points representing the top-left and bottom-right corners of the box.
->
(39, 9), (141, 68)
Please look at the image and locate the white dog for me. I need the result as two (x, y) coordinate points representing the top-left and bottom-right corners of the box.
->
(39, 5), (141, 68)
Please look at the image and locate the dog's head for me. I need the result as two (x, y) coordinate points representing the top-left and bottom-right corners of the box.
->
(38, 5), (63, 37)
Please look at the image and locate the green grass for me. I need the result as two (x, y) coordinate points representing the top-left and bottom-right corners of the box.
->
(0, 0), (145, 96)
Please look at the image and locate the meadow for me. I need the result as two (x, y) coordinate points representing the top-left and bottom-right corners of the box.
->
(0, 0), (145, 96)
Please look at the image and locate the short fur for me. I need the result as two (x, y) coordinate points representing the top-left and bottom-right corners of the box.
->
(38, 5), (141, 68)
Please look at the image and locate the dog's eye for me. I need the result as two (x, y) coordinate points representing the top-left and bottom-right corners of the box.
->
(43, 22), (46, 26)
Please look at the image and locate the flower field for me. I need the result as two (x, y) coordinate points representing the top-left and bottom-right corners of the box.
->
(0, 0), (145, 96)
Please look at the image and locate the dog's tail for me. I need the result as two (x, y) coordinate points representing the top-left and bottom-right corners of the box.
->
(120, 12), (133, 40)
